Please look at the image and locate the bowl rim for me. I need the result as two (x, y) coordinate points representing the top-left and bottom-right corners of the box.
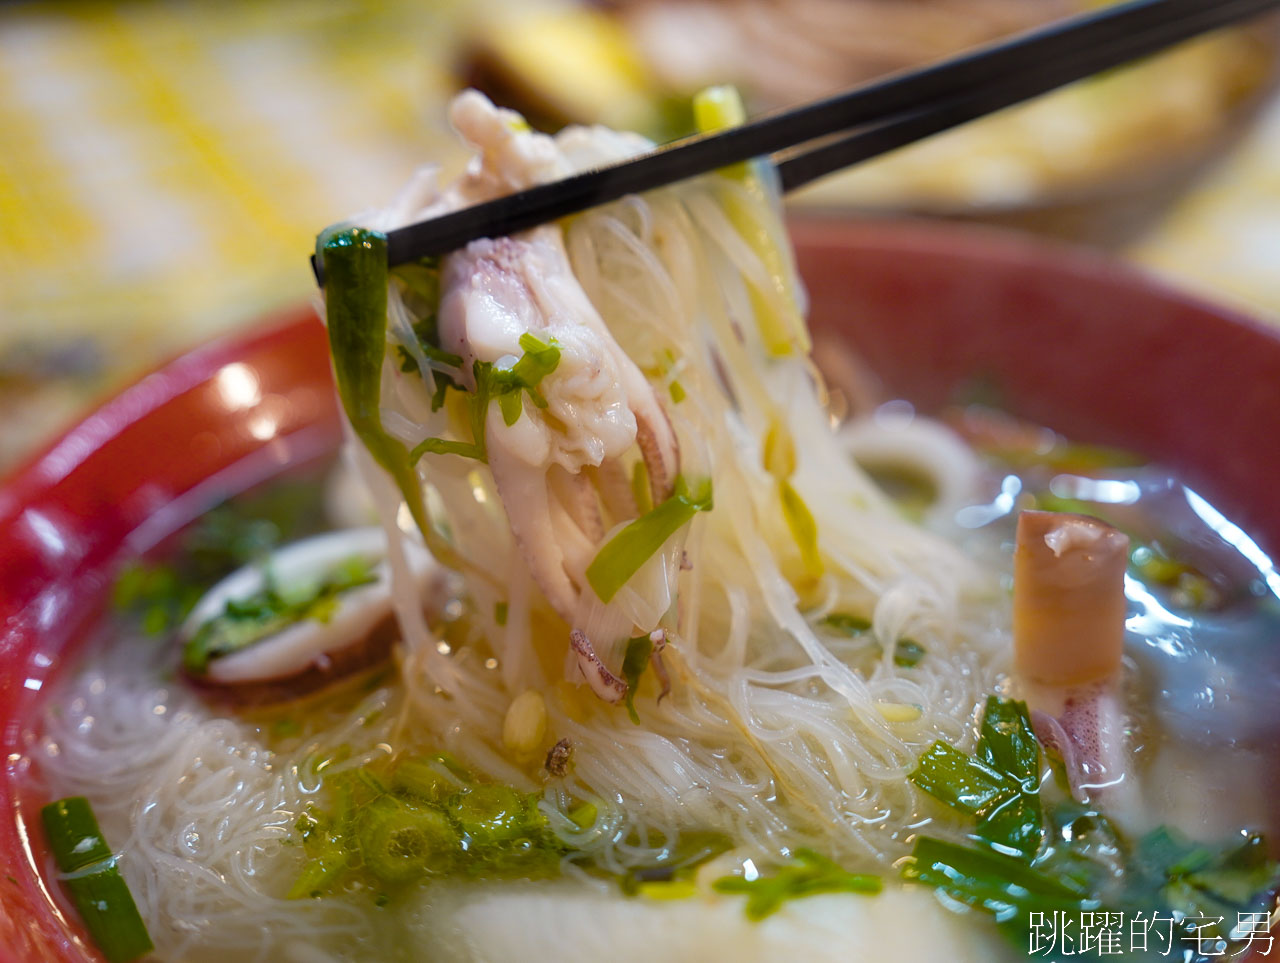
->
(3, 216), (1279, 963)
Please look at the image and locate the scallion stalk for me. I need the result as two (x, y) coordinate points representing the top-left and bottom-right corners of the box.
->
(693, 85), (810, 358)
(323, 228), (458, 566)
(357, 797), (458, 884)
(41, 797), (154, 963)
(585, 478), (712, 603)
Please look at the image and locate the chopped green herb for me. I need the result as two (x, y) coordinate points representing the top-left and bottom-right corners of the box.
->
(630, 459), (653, 515)
(111, 482), (324, 635)
(819, 612), (872, 635)
(909, 697), (1043, 860)
(287, 754), (574, 902)
(41, 797), (154, 963)
(973, 697), (1044, 859)
(909, 741), (1016, 819)
(390, 259), (461, 374)
(391, 756), (466, 803)
(391, 258), (441, 313)
(429, 368), (459, 412)
(902, 835), (1093, 923)
(494, 601), (508, 626)
(41, 796), (113, 872)
(586, 477), (713, 603)
(780, 480), (822, 578)
(818, 615), (923, 666)
(713, 849), (881, 920)
(359, 797), (458, 884)
(903, 696), (1280, 952)
(410, 436), (486, 462)
(893, 639), (926, 667)
(447, 784), (544, 847)
(410, 334), (561, 461)
(668, 380), (686, 404)
(621, 634), (654, 724)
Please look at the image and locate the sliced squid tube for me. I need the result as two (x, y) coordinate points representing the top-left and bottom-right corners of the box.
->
(1013, 511), (1141, 822)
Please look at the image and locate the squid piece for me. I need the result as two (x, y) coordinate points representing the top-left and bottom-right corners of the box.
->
(180, 528), (453, 705)
(436, 229), (679, 694)
(1012, 511), (1140, 818)
(407, 92), (679, 699)
(1013, 510), (1129, 686)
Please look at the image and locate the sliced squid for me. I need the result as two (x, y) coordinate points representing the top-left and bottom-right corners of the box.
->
(410, 95), (681, 697)
(438, 228), (679, 630)
(1012, 510), (1141, 823)
(179, 527), (453, 703)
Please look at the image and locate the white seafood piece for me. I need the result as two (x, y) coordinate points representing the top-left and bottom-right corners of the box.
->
(837, 413), (984, 524)
(436, 227), (679, 652)
(400, 91), (679, 697)
(412, 879), (1007, 963)
(180, 527), (450, 696)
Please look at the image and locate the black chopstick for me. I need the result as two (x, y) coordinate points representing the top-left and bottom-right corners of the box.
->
(312, 0), (1278, 281)
(776, 0), (1280, 192)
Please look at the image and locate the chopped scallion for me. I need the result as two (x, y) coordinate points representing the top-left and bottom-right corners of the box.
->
(322, 228), (436, 544)
(713, 848), (880, 920)
(585, 477), (713, 603)
(692, 85), (809, 358)
(908, 741), (1015, 818)
(902, 835), (1094, 923)
(621, 634), (654, 724)
(41, 797), (154, 963)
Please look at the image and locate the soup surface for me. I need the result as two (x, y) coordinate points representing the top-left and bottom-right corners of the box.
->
(17, 402), (1280, 963)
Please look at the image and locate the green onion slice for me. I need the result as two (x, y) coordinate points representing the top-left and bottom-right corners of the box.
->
(41, 797), (154, 963)
(586, 477), (713, 603)
(322, 228), (437, 545)
(713, 848), (881, 920)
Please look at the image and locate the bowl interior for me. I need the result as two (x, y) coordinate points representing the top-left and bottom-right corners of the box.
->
(3, 218), (1280, 961)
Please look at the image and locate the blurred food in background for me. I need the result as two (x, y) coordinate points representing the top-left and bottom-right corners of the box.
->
(1, 0), (1279, 474)
(461, 1), (1278, 242)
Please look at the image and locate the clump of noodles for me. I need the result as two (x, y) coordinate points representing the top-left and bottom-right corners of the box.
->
(30, 90), (1014, 958)
(32, 636), (412, 963)
(353, 90), (1011, 868)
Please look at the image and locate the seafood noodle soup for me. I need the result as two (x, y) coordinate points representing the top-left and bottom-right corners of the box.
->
(17, 89), (1280, 963)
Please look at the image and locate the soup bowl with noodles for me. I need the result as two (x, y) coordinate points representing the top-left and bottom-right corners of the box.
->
(1, 217), (1279, 963)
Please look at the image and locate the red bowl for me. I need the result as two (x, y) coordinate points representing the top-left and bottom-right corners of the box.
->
(3, 219), (1279, 962)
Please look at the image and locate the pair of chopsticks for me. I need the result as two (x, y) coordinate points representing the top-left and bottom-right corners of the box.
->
(312, 0), (1279, 282)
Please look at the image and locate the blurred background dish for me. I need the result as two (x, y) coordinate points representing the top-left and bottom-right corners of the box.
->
(464, 0), (1278, 244)
(2, 0), (1279, 475)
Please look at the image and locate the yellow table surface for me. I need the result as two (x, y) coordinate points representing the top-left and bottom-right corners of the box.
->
(1, 0), (1278, 469)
